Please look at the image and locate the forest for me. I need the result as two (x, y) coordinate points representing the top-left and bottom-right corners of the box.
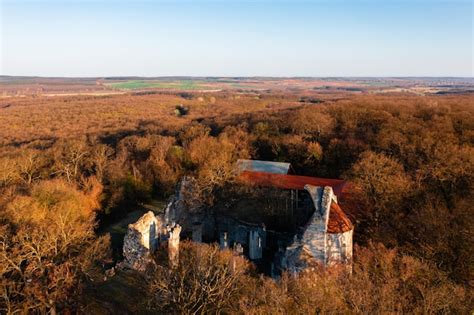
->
(0, 91), (473, 314)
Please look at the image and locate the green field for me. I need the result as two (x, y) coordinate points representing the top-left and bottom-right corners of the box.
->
(107, 80), (211, 90)
(107, 79), (262, 91)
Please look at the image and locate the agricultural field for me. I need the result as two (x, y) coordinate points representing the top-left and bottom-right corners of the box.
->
(106, 80), (212, 90)
(2, 76), (472, 97)
(105, 79), (285, 91)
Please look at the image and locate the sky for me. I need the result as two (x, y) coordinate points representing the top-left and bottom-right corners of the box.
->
(0, 0), (472, 77)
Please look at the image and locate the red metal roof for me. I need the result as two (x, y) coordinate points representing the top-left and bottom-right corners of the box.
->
(238, 171), (347, 198)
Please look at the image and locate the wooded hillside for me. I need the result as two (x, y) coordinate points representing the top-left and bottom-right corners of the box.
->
(1, 92), (472, 313)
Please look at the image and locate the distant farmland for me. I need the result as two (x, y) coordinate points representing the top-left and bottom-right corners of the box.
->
(106, 79), (263, 91)
(2, 77), (472, 97)
(107, 80), (218, 90)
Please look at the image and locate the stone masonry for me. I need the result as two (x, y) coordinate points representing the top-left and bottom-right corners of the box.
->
(284, 185), (335, 272)
(123, 211), (164, 271)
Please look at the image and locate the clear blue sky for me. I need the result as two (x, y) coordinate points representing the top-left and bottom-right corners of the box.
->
(1, 0), (472, 77)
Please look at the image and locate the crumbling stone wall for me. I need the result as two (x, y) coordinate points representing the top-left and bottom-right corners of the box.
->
(216, 214), (266, 260)
(327, 230), (353, 266)
(123, 211), (164, 271)
(165, 176), (200, 225)
(167, 224), (181, 268)
(164, 176), (209, 239)
(249, 229), (264, 260)
(284, 186), (334, 272)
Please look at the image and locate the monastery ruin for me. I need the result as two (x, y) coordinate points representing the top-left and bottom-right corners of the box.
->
(122, 159), (354, 275)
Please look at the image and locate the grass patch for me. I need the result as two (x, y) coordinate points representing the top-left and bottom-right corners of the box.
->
(83, 269), (151, 314)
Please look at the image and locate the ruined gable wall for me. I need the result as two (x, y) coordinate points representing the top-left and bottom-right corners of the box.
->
(283, 186), (333, 271)
(123, 211), (164, 271)
(300, 185), (333, 264)
(164, 176), (209, 236)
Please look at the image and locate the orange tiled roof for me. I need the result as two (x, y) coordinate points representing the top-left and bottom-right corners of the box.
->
(327, 202), (353, 233)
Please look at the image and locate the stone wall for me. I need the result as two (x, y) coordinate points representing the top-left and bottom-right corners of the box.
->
(167, 224), (182, 268)
(122, 211), (164, 271)
(283, 186), (334, 272)
(164, 176), (201, 225)
(216, 214), (266, 260)
(327, 229), (353, 266)
(249, 230), (264, 260)
(164, 176), (211, 239)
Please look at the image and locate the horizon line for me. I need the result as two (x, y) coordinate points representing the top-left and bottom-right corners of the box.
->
(1, 75), (473, 79)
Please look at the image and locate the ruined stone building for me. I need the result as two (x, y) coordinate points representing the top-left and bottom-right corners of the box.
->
(122, 159), (354, 275)
(235, 160), (353, 273)
(122, 211), (181, 271)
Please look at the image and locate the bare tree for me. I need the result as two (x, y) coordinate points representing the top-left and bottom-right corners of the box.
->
(147, 242), (250, 314)
(0, 180), (110, 314)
